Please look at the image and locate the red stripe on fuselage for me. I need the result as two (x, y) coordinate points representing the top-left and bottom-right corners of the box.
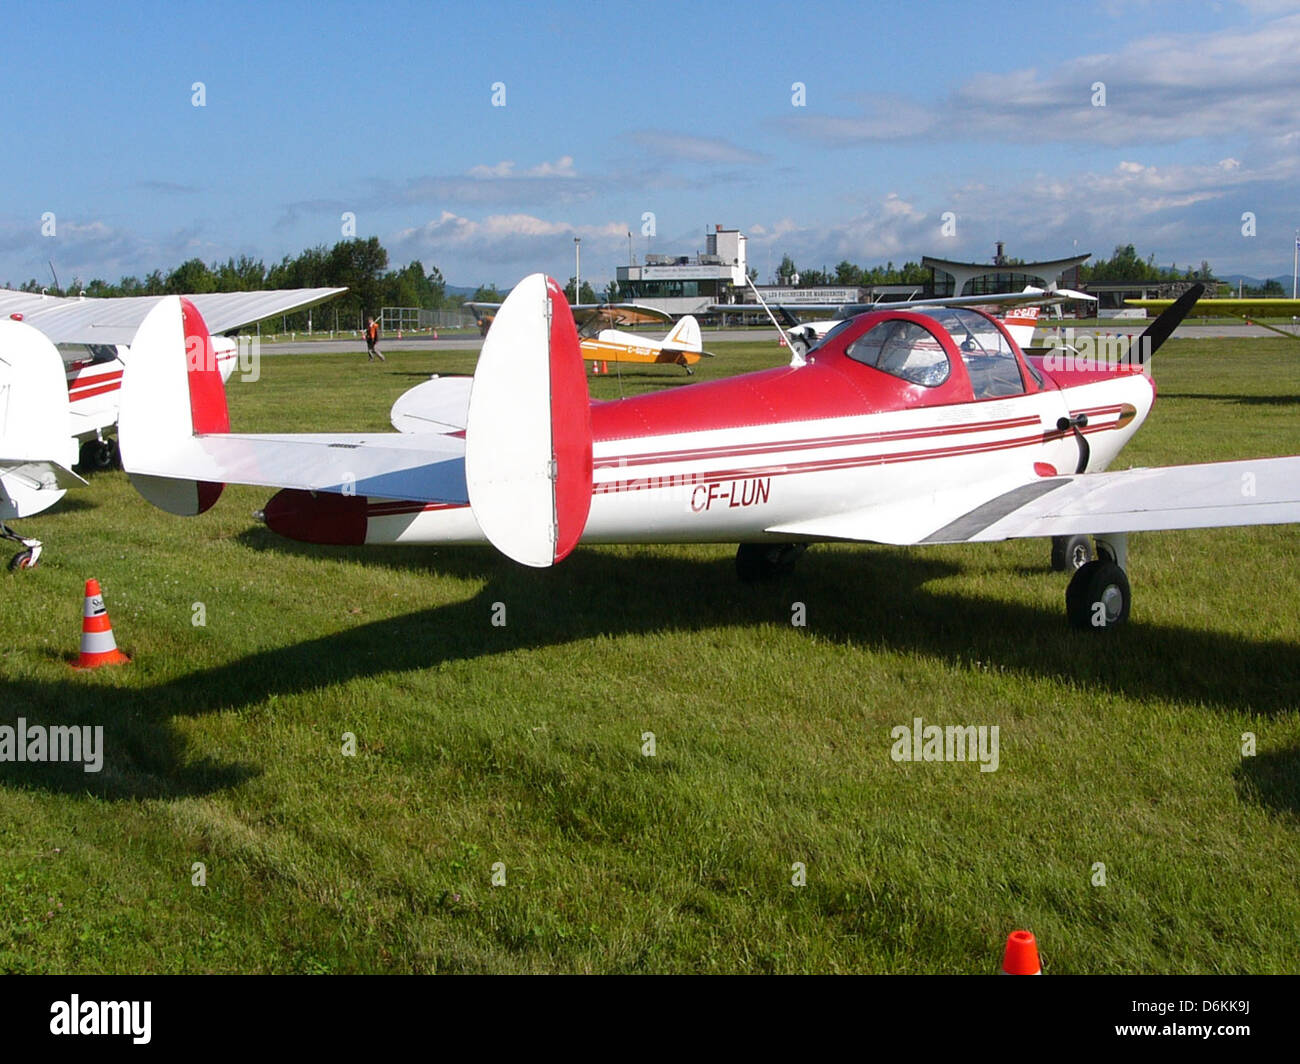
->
(68, 381), (123, 403)
(594, 414), (1041, 471)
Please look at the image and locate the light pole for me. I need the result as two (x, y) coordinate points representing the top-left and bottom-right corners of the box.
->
(1293, 229), (1298, 300)
(574, 237), (582, 305)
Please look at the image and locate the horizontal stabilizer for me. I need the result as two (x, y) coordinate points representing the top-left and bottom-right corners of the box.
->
(390, 376), (473, 433)
(120, 297), (468, 516)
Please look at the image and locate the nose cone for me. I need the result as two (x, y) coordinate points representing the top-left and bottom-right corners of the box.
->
(262, 488), (368, 545)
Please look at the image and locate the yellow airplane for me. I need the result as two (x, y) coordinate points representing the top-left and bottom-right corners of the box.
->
(467, 302), (714, 373)
(1126, 296), (1300, 340)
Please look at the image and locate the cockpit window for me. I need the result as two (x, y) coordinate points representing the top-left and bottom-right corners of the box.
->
(925, 308), (1025, 399)
(846, 319), (950, 387)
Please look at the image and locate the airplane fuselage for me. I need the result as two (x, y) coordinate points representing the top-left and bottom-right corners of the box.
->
(263, 321), (1154, 549)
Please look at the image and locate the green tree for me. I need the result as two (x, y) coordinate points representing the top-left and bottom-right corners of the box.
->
(165, 258), (217, 294)
(563, 278), (597, 304)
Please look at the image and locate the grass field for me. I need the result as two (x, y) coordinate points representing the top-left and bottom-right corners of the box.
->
(2, 337), (1298, 974)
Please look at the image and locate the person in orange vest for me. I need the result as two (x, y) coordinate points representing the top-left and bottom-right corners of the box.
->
(365, 317), (385, 362)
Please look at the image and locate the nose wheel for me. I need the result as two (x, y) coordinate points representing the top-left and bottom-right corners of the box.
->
(2, 523), (43, 571)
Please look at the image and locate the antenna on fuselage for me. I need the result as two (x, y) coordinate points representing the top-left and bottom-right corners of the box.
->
(744, 274), (802, 364)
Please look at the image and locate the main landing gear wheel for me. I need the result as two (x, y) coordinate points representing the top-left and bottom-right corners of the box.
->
(736, 542), (806, 582)
(78, 438), (119, 471)
(1051, 534), (1094, 572)
(1066, 559), (1130, 631)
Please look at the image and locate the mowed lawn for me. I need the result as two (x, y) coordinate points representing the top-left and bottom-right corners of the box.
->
(1, 336), (1297, 974)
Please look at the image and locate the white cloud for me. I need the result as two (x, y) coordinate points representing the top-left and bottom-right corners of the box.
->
(628, 130), (767, 166)
(778, 13), (1300, 147)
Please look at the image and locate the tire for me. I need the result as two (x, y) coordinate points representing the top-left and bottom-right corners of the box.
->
(79, 439), (118, 471)
(1051, 534), (1094, 572)
(736, 542), (805, 582)
(1066, 559), (1130, 630)
(8, 549), (36, 571)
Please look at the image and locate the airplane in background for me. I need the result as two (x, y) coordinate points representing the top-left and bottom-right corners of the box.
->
(114, 277), (1299, 631)
(1125, 295), (1300, 340)
(468, 301), (713, 373)
(0, 319), (82, 569)
(0, 286), (346, 468)
(713, 281), (1096, 363)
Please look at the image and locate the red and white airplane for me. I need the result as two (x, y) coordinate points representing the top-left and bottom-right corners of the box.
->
(116, 276), (1299, 630)
(0, 286), (345, 468)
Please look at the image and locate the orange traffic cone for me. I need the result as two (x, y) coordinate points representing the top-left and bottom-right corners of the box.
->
(71, 578), (130, 669)
(601, 361), (609, 374)
(1000, 930), (1042, 975)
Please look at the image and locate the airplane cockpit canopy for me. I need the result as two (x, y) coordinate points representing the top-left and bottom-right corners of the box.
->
(837, 307), (1033, 398)
(846, 319), (950, 387)
(924, 308), (1028, 398)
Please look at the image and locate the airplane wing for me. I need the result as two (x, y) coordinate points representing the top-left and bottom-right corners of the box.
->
(472, 301), (672, 331)
(766, 457), (1300, 545)
(1126, 297), (1300, 317)
(711, 288), (1096, 320)
(0, 287), (346, 346)
(571, 303), (674, 328)
(1125, 297), (1300, 339)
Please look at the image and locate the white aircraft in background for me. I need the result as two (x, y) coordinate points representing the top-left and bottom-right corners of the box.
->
(0, 319), (81, 569)
(714, 282), (1096, 364)
(469, 301), (714, 373)
(0, 286), (345, 468)
(114, 279), (1300, 630)
(0, 286), (345, 568)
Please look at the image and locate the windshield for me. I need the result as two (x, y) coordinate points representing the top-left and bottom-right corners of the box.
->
(924, 308), (1025, 399)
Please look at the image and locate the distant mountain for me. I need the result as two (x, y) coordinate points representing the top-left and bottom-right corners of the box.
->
(445, 284), (487, 299)
(1219, 274), (1293, 289)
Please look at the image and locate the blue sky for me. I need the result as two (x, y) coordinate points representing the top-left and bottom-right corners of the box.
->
(3, 0), (1298, 289)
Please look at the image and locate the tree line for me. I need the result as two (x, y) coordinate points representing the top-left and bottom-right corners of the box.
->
(770, 245), (1221, 290)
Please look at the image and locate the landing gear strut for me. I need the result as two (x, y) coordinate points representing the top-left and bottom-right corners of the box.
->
(2, 523), (42, 571)
(736, 542), (806, 582)
(1065, 533), (1130, 630)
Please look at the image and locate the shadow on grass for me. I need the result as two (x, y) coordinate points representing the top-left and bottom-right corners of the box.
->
(1234, 745), (1300, 821)
(5, 537), (1299, 800)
